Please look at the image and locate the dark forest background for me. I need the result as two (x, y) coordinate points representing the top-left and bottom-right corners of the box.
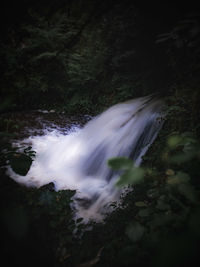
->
(0, 1), (200, 267)
(1, 0), (199, 114)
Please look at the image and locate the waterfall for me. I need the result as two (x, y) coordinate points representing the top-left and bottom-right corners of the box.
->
(7, 95), (164, 222)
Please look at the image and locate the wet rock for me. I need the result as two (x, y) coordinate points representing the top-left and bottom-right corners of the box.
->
(40, 182), (55, 192)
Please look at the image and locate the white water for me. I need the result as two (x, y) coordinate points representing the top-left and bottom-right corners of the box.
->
(7, 96), (164, 223)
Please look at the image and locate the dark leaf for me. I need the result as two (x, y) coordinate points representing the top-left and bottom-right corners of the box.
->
(126, 222), (146, 242)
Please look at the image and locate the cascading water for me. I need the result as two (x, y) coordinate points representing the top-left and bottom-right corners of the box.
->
(7, 96), (164, 223)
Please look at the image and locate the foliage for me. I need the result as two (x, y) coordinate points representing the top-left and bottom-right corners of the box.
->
(1, 1), (200, 267)
(106, 131), (200, 266)
(1, 0), (174, 114)
(0, 118), (36, 176)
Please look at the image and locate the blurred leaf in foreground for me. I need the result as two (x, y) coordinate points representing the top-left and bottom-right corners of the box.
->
(116, 166), (145, 187)
(126, 222), (146, 242)
(107, 157), (133, 170)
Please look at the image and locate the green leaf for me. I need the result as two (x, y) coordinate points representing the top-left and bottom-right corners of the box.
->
(138, 208), (152, 217)
(135, 201), (148, 207)
(165, 169), (175, 176)
(108, 157), (133, 170)
(32, 51), (57, 61)
(116, 167), (145, 187)
(167, 105), (183, 113)
(167, 135), (182, 148)
(156, 200), (170, 211)
(178, 184), (197, 203)
(167, 171), (190, 185)
(189, 208), (200, 236)
(169, 151), (196, 164)
(149, 214), (175, 229)
(126, 222), (145, 242)
(147, 188), (160, 199)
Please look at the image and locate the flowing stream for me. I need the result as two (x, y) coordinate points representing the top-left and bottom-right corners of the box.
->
(7, 96), (164, 223)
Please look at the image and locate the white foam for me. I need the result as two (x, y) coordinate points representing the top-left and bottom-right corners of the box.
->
(7, 96), (164, 223)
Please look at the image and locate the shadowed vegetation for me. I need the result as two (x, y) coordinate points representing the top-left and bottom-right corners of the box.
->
(0, 1), (200, 266)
